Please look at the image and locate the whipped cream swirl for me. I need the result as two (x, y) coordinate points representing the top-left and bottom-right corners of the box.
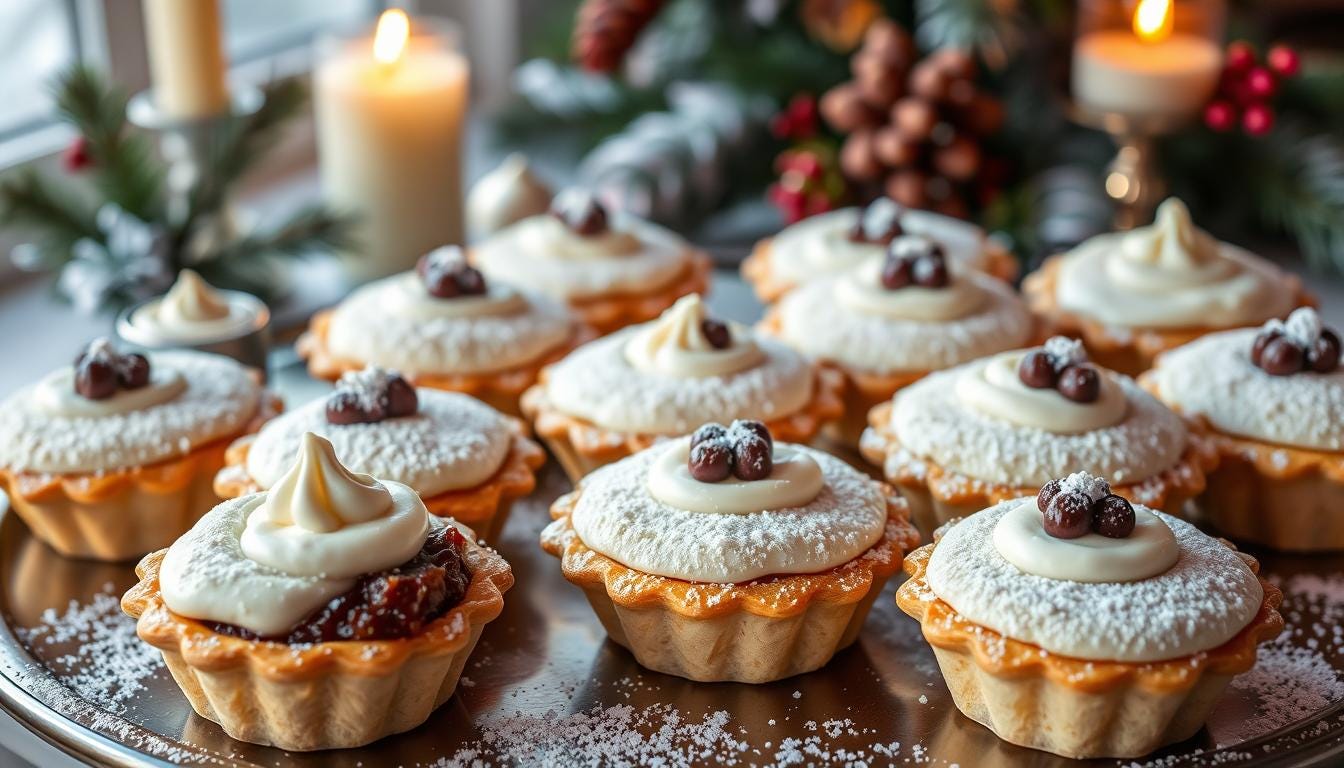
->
(646, 437), (824, 514)
(1057, 198), (1296, 329)
(122, 269), (265, 344)
(833, 258), (984, 321)
(624, 294), (765, 377)
(955, 349), (1127, 434)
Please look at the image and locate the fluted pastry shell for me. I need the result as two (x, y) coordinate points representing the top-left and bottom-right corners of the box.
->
(0, 391), (280, 561)
(742, 236), (1020, 305)
(121, 538), (512, 751)
(522, 366), (845, 482)
(560, 249), (713, 335)
(859, 400), (1218, 536)
(1023, 255), (1314, 377)
(541, 488), (919, 682)
(897, 542), (1283, 759)
(297, 312), (594, 417)
(215, 425), (545, 543)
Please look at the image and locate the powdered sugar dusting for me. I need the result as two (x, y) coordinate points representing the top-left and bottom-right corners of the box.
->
(890, 362), (1188, 487)
(245, 389), (511, 496)
(1060, 470), (1111, 502)
(1283, 307), (1324, 348)
(1150, 327), (1344, 450)
(543, 327), (815, 435)
(569, 444), (888, 583)
(926, 501), (1264, 662)
(335, 364), (400, 412)
(0, 350), (262, 474)
(1043, 335), (1087, 368)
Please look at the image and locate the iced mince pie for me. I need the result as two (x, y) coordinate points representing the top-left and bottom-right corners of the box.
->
(123, 433), (512, 751)
(0, 339), (278, 560)
(1023, 197), (1309, 376)
(468, 188), (711, 334)
(215, 366), (544, 542)
(760, 232), (1034, 444)
(541, 420), (918, 682)
(522, 294), (842, 481)
(1141, 308), (1344, 550)
(298, 245), (588, 416)
(897, 472), (1283, 758)
(741, 196), (1018, 304)
(859, 336), (1217, 534)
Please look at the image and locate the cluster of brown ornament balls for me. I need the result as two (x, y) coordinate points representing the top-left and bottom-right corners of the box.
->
(819, 20), (1004, 218)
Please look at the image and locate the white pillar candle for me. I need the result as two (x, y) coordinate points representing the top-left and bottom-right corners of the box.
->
(142, 0), (230, 120)
(315, 10), (469, 282)
(1072, 31), (1222, 120)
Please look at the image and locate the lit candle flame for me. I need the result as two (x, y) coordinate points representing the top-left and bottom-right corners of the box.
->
(1132, 0), (1174, 43)
(373, 9), (410, 66)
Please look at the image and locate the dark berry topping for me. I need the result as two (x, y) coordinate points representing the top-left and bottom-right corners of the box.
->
(73, 339), (153, 400)
(1259, 336), (1305, 376)
(732, 434), (773, 481)
(686, 420), (777, 483)
(417, 247), (487, 299)
(1043, 492), (1093, 539)
(326, 368), (418, 425)
(1018, 350), (1057, 389)
(1092, 494), (1136, 539)
(689, 439), (733, 482)
(880, 255), (913, 290)
(1308, 329), (1341, 374)
(1036, 479), (1063, 513)
(848, 197), (904, 245)
(881, 235), (948, 292)
(911, 252), (949, 288)
(1249, 329), (1278, 367)
(701, 318), (732, 350)
(550, 189), (609, 236)
(1057, 365), (1101, 404)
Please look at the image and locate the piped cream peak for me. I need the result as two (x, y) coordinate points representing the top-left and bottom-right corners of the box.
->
(262, 432), (393, 533)
(1120, 198), (1220, 269)
(160, 269), (232, 323)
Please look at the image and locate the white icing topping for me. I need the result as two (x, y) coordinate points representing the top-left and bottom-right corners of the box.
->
(466, 153), (553, 240)
(244, 389), (511, 496)
(541, 326), (814, 434)
(387, 269), (528, 320)
(159, 495), (447, 637)
(888, 361), (1188, 487)
(926, 501), (1263, 662)
(623, 294), (764, 378)
(1149, 327), (1344, 451)
(773, 270), (1030, 375)
(0, 350), (261, 474)
(832, 258), (985, 321)
(470, 213), (691, 300)
(239, 433), (428, 579)
(31, 366), (186, 418)
(646, 438), (824, 514)
(992, 497), (1179, 583)
(954, 350), (1127, 434)
(1278, 307), (1324, 348)
(767, 206), (998, 287)
(571, 445), (887, 583)
(325, 273), (573, 376)
(123, 270), (265, 344)
(1056, 199), (1297, 329)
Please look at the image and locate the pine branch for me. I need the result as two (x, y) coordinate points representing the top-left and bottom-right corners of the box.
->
(197, 206), (357, 298)
(1253, 126), (1344, 272)
(53, 65), (166, 221)
(0, 170), (101, 270)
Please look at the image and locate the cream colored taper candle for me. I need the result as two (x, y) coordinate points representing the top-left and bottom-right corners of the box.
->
(315, 10), (469, 281)
(142, 0), (230, 119)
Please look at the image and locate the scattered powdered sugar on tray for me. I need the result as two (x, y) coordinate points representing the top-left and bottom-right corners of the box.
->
(15, 585), (164, 711)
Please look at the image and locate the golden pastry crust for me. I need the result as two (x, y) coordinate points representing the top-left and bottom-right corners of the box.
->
(564, 250), (713, 335)
(742, 236), (1020, 304)
(0, 390), (281, 561)
(521, 366), (845, 480)
(121, 540), (512, 750)
(297, 311), (594, 416)
(541, 487), (919, 619)
(897, 541), (1283, 695)
(215, 425), (546, 542)
(860, 400), (1219, 516)
(1023, 255), (1314, 377)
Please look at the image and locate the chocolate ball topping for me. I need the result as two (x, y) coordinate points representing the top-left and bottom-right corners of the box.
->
(1036, 478), (1063, 513)
(1043, 492), (1092, 539)
(1260, 336), (1305, 376)
(1251, 310), (1341, 376)
(881, 235), (948, 292)
(1017, 337), (1101, 403)
(325, 367), (419, 425)
(1092, 494), (1136, 538)
(848, 197), (904, 245)
(72, 339), (153, 401)
(732, 434), (773, 481)
(1309, 330), (1341, 374)
(1037, 473), (1140, 540)
(75, 358), (118, 401)
(1018, 350), (1057, 389)
(700, 318), (732, 350)
(1057, 365), (1101, 404)
(685, 420), (777, 483)
(550, 189), (609, 236)
(689, 439), (733, 482)
(417, 246), (487, 299)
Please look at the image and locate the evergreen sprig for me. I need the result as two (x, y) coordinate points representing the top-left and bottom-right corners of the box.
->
(1254, 127), (1344, 271)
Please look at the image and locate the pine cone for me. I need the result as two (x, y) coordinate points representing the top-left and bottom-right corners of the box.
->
(572, 0), (666, 73)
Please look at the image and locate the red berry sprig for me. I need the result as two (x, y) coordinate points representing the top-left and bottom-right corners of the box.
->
(1204, 42), (1300, 137)
(62, 136), (93, 173)
(770, 94), (820, 142)
(768, 146), (845, 224)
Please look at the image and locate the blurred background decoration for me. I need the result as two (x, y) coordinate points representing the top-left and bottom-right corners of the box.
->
(495, 0), (1344, 271)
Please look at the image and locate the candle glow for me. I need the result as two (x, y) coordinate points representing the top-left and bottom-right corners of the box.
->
(373, 9), (410, 66)
(1132, 0), (1174, 43)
